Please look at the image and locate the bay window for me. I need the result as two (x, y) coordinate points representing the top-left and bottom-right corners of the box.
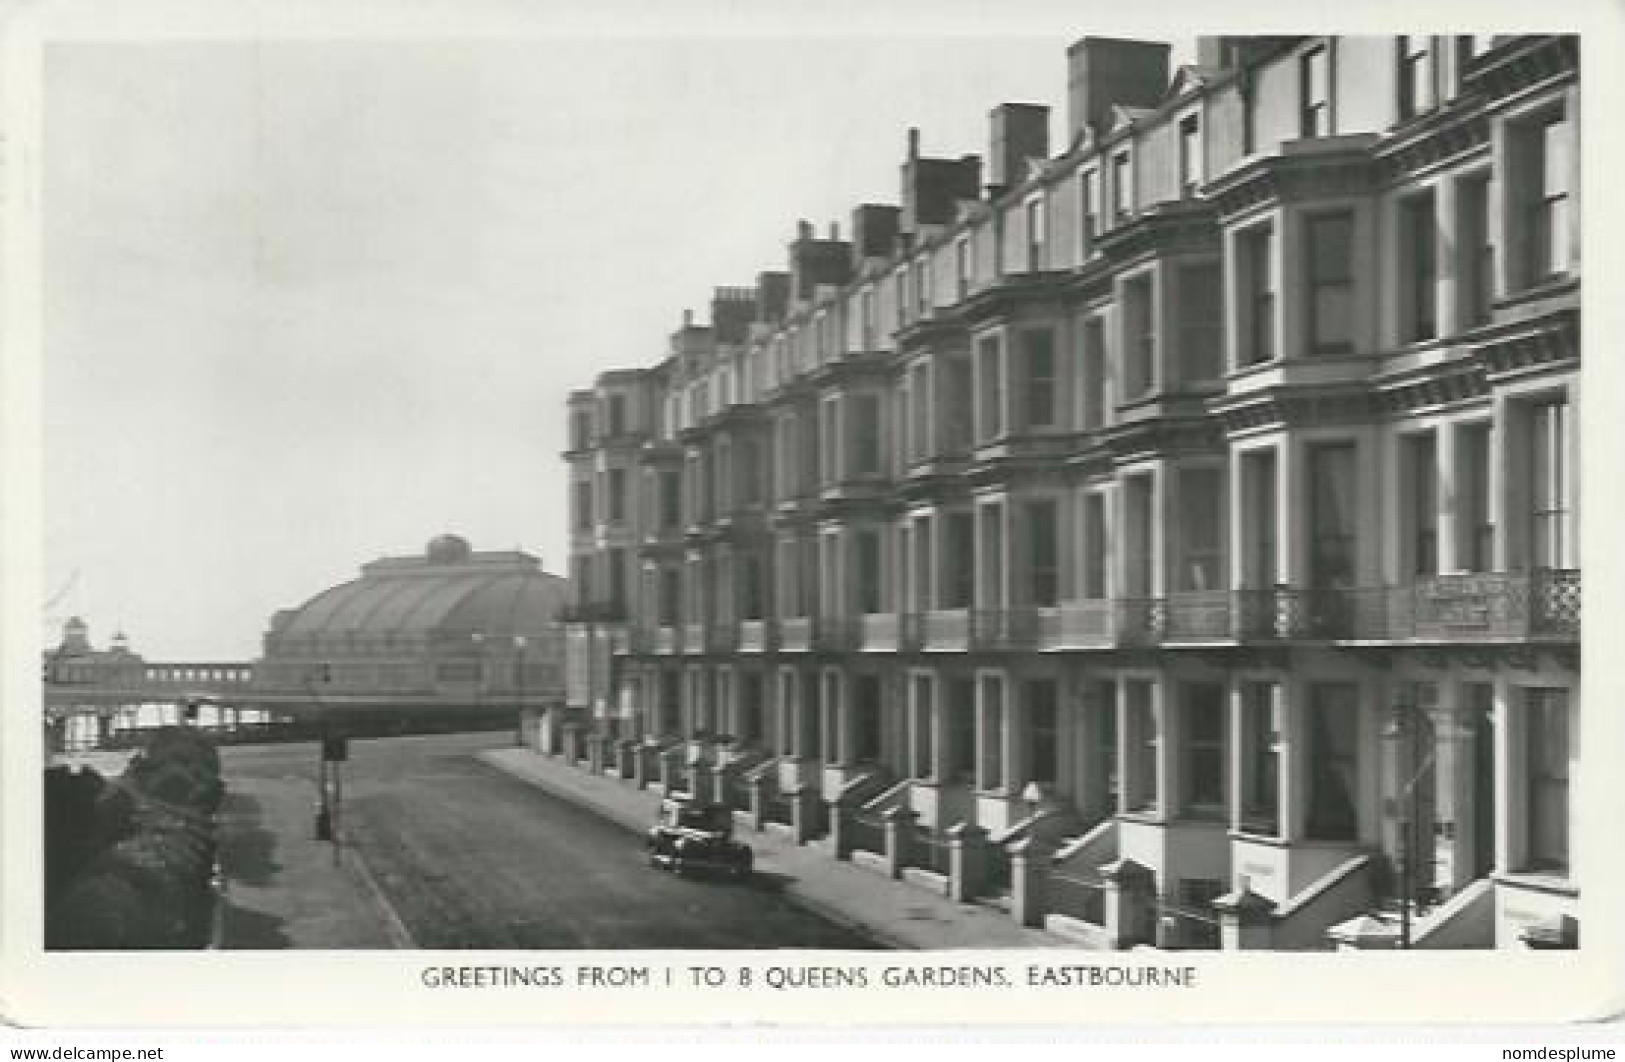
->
(1307, 211), (1354, 356)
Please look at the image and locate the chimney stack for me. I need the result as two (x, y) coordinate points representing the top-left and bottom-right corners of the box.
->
(788, 223), (853, 302)
(1066, 37), (1171, 146)
(989, 102), (1050, 193)
(851, 203), (902, 266)
(900, 129), (982, 236)
(755, 272), (790, 323)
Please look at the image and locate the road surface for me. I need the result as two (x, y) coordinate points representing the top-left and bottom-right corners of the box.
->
(218, 732), (879, 949)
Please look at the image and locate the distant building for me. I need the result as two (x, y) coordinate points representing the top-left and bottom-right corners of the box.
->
(255, 534), (570, 724)
(557, 36), (1579, 951)
(46, 616), (146, 687)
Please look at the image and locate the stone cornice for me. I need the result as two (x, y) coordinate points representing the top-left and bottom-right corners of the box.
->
(1476, 307), (1580, 383)
(894, 313), (967, 354)
(1207, 137), (1380, 222)
(1373, 107), (1491, 186)
(1102, 414), (1225, 464)
(635, 440), (684, 465)
(1095, 200), (1221, 267)
(1371, 358), (1489, 418)
(958, 271), (1074, 328)
(1462, 35), (1578, 106)
(806, 350), (896, 390)
(1214, 383), (1376, 435)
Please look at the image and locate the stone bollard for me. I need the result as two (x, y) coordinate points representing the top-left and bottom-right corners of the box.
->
(1212, 885), (1276, 951)
(562, 724), (581, 766)
(1009, 836), (1055, 928)
(790, 787), (821, 844)
(883, 806), (918, 880)
(745, 775), (769, 832)
(1101, 856), (1156, 950)
(587, 734), (606, 774)
(710, 766), (730, 807)
(689, 762), (713, 803)
(659, 750), (683, 794)
(829, 798), (854, 860)
(947, 822), (990, 903)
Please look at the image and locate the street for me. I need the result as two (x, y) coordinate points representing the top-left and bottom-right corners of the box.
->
(217, 732), (879, 950)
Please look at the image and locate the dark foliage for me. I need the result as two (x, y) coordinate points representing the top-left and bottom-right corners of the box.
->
(44, 727), (224, 950)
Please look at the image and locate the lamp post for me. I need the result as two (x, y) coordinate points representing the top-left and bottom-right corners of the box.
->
(514, 635), (527, 747)
(1383, 691), (1435, 950)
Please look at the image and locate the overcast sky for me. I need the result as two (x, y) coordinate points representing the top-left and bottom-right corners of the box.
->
(41, 25), (1192, 660)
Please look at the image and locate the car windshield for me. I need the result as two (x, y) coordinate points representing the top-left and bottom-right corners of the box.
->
(676, 805), (726, 832)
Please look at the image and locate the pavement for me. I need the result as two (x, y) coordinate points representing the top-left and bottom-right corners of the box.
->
(215, 733), (874, 949)
(479, 746), (1072, 950)
(216, 747), (412, 949)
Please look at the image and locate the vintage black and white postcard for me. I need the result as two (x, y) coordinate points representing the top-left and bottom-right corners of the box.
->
(3, 0), (1621, 1029)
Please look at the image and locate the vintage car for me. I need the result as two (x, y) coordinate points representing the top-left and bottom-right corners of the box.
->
(645, 795), (753, 879)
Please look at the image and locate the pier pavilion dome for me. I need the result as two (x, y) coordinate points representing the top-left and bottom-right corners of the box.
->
(255, 536), (568, 709)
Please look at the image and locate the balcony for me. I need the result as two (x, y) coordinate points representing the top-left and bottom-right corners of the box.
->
(558, 602), (629, 625)
(1235, 571), (1581, 643)
(1037, 601), (1122, 649)
(681, 623), (707, 654)
(738, 618), (774, 653)
(969, 609), (1039, 650)
(779, 616), (813, 653)
(858, 613), (899, 652)
(919, 609), (970, 652)
(1420, 569), (1578, 640)
(649, 626), (678, 656)
(817, 615), (860, 652)
(707, 622), (739, 653)
(1161, 591), (1234, 642)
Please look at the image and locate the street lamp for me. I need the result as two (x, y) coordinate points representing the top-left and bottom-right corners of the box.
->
(514, 634), (527, 747)
(1382, 692), (1436, 950)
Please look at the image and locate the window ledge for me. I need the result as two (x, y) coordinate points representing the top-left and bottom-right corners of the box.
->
(1496, 276), (1579, 316)
(1492, 870), (1577, 898)
(1228, 828), (1287, 846)
(1170, 814), (1230, 829)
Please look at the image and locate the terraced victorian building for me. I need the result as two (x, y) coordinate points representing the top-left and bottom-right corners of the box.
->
(555, 35), (1580, 951)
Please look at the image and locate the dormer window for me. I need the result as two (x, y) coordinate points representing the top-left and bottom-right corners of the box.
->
(1397, 36), (1436, 120)
(1080, 169), (1100, 257)
(1112, 150), (1132, 222)
(1178, 113), (1202, 198)
(1025, 194), (1047, 272)
(1300, 44), (1331, 137)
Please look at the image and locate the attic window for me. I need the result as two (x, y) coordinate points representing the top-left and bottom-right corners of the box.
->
(1397, 36), (1436, 119)
(1025, 195), (1047, 272)
(1079, 169), (1099, 257)
(1179, 113), (1202, 197)
(1112, 151), (1132, 222)
(1300, 44), (1331, 137)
